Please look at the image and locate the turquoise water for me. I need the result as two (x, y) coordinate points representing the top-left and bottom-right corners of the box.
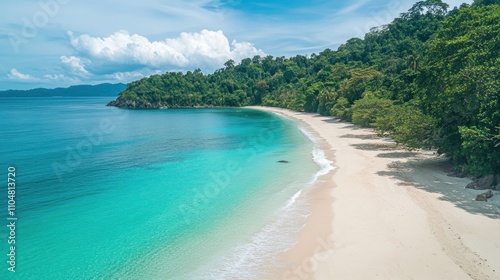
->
(0, 97), (320, 279)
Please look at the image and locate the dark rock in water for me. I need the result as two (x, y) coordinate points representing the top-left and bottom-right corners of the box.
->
(277, 160), (289, 163)
(475, 190), (494, 202)
(466, 174), (495, 190)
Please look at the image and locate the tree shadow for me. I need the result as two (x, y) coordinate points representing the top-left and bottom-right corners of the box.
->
(376, 151), (418, 158)
(351, 143), (398, 151)
(340, 133), (380, 140)
(377, 157), (500, 219)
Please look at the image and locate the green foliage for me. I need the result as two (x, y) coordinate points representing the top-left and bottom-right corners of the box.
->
(418, 4), (500, 173)
(351, 95), (393, 127)
(458, 126), (500, 174)
(374, 105), (436, 149)
(474, 0), (500, 6)
(330, 97), (352, 121)
(112, 1), (500, 175)
(317, 89), (337, 116)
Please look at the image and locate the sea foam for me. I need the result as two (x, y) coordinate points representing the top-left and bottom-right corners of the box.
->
(193, 124), (335, 279)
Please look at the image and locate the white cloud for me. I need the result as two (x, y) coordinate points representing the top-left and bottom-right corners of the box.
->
(110, 71), (147, 82)
(336, 0), (370, 15)
(43, 73), (81, 83)
(7, 69), (38, 81)
(229, 40), (265, 62)
(60, 55), (89, 75)
(44, 74), (66, 80)
(68, 29), (266, 70)
(5, 69), (83, 87)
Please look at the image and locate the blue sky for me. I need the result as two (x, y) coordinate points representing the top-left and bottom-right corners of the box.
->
(0, 0), (471, 90)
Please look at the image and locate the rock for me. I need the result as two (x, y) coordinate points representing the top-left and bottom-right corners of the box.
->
(465, 174), (495, 190)
(475, 190), (494, 202)
(277, 160), (289, 163)
(495, 174), (500, 191)
(447, 171), (469, 178)
(465, 181), (475, 189)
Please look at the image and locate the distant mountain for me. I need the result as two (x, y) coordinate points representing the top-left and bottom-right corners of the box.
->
(0, 83), (127, 97)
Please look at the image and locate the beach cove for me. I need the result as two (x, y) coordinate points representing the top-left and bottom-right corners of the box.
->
(250, 106), (500, 280)
(0, 98), (323, 279)
(0, 97), (498, 279)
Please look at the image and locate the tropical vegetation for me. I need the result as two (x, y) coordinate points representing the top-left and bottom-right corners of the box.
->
(110, 0), (500, 175)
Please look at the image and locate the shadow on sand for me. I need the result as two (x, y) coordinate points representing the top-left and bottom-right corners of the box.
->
(376, 151), (418, 158)
(347, 138), (500, 219)
(351, 143), (398, 151)
(340, 133), (380, 140)
(298, 112), (500, 219)
(378, 157), (500, 219)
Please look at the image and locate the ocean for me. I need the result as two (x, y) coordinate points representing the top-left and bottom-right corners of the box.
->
(0, 97), (327, 279)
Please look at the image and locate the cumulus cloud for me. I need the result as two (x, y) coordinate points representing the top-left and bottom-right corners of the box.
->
(44, 74), (66, 80)
(7, 69), (38, 81)
(68, 29), (266, 70)
(6, 68), (83, 85)
(60, 55), (89, 75)
(110, 71), (147, 82)
(43, 73), (81, 83)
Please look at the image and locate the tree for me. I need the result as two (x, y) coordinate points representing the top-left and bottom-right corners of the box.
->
(374, 104), (436, 149)
(224, 60), (235, 69)
(109, 1), (499, 175)
(351, 95), (393, 127)
(419, 4), (500, 172)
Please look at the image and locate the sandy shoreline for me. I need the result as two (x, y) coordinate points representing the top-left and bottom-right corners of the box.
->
(248, 106), (500, 280)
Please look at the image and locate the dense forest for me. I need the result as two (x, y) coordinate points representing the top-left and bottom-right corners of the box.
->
(108, 0), (500, 175)
(0, 83), (126, 97)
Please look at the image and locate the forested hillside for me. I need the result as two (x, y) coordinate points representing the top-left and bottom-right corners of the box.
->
(108, 0), (500, 175)
(1, 83), (126, 97)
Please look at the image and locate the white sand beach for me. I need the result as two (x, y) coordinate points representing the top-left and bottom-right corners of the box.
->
(249, 106), (500, 280)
